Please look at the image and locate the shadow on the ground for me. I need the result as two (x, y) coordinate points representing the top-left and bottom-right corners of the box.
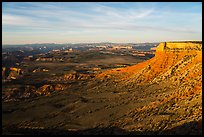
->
(3, 120), (202, 135)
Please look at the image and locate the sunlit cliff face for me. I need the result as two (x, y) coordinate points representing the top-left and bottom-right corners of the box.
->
(97, 41), (202, 85)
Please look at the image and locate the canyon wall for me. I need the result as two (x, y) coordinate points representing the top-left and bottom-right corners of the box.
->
(156, 41), (202, 52)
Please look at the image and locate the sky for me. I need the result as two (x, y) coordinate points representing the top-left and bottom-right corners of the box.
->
(2, 2), (202, 45)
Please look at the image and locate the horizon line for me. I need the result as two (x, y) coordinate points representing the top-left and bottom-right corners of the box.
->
(2, 40), (202, 46)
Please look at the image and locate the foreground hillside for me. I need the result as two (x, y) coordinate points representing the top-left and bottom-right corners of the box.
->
(2, 41), (202, 135)
(95, 41), (202, 134)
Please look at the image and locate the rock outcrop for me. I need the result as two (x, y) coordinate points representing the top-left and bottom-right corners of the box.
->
(36, 84), (65, 96)
(2, 67), (24, 80)
(2, 84), (65, 101)
(64, 73), (95, 80)
(156, 41), (201, 53)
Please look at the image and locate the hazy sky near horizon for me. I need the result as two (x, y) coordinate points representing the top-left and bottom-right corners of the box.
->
(2, 2), (202, 44)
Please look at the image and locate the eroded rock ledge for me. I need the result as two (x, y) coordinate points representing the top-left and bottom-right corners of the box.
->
(156, 41), (202, 52)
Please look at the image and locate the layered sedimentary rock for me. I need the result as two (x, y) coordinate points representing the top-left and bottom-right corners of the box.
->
(156, 41), (202, 53)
